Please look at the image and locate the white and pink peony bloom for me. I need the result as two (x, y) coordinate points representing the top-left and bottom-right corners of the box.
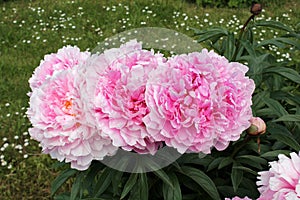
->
(29, 46), (90, 91)
(144, 49), (255, 154)
(27, 68), (117, 170)
(257, 152), (300, 200)
(80, 40), (166, 154)
(27, 41), (256, 169)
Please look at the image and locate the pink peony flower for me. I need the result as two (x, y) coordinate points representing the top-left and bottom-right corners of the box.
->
(27, 68), (117, 170)
(29, 46), (90, 91)
(80, 40), (166, 154)
(144, 49), (255, 154)
(225, 196), (252, 200)
(257, 152), (300, 200)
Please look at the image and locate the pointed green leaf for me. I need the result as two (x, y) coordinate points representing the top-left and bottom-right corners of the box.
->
(270, 91), (300, 106)
(194, 28), (228, 43)
(263, 97), (289, 117)
(181, 166), (220, 200)
(51, 168), (77, 196)
(231, 162), (243, 192)
(120, 173), (138, 199)
(111, 171), (123, 196)
(83, 162), (104, 195)
(255, 20), (294, 33)
(218, 157), (233, 170)
(260, 150), (291, 159)
(224, 32), (235, 61)
(70, 172), (85, 200)
(236, 155), (267, 170)
(236, 155), (267, 164)
(207, 157), (224, 172)
(252, 91), (270, 113)
(257, 37), (300, 50)
(264, 67), (300, 84)
(232, 166), (257, 176)
(82, 198), (117, 200)
(273, 115), (300, 122)
(268, 123), (300, 151)
(93, 167), (113, 197)
(140, 173), (148, 200)
(163, 172), (182, 200)
(240, 40), (257, 57)
(153, 169), (173, 188)
(129, 173), (148, 200)
(53, 193), (71, 200)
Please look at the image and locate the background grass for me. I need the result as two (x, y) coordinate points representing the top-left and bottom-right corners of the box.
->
(0, 0), (299, 199)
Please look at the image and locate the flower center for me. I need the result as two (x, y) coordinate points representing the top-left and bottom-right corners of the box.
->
(62, 99), (76, 116)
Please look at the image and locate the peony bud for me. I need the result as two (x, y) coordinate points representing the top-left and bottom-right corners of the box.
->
(250, 2), (262, 15)
(247, 117), (266, 136)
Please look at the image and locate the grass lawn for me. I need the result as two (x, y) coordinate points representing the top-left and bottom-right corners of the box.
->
(0, 0), (299, 199)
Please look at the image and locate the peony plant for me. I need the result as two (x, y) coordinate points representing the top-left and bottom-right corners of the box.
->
(26, 3), (300, 199)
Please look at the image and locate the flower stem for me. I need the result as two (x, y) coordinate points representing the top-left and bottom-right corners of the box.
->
(231, 14), (255, 61)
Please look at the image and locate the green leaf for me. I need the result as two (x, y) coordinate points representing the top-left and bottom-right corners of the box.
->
(207, 157), (224, 172)
(263, 97), (289, 117)
(163, 172), (182, 200)
(236, 155), (266, 164)
(224, 32), (235, 61)
(268, 122), (300, 151)
(238, 53), (271, 85)
(120, 173), (138, 199)
(82, 198), (117, 200)
(273, 115), (300, 122)
(153, 169), (173, 188)
(264, 67), (300, 84)
(51, 168), (77, 196)
(111, 171), (123, 196)
(83, 162), (105, 195)
(256, 38), (286, 49)
(70, 172), (85, 200)
(252, 91), (270, 113)
(240, 40), (257, 57)
(255, 20), (294, 33)
(180, 166), (220, 200)
(129, 173), (148, 200)
(93, 167), (113, 197)
(270, 91), (300, 106)
(54, 193), (71, 200)
(236, 155), (267, 170)
(218, 157), (233, 170)
(260, 150), (291, 159)
(231, 162), (243, 193)
(193, 27), (228, 43)
(232, 166), (257, 176)
(257, 37), (300, 49)
(139, 173), (148, 200)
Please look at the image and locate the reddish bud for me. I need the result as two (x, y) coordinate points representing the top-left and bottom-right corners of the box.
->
(250, 3), (262, 15)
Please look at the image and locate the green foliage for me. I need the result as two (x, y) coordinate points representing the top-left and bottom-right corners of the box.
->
(192, 12), (300, 199)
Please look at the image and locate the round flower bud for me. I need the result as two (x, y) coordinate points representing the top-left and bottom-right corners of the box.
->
(247, 117), (266, 136)
(250, 3), (262, 15)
